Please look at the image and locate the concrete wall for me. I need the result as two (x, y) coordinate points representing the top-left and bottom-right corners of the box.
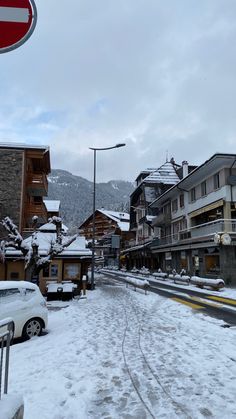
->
(6, 262), (25, 281)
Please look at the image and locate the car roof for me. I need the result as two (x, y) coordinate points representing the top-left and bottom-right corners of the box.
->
(0, 281), (39, 291)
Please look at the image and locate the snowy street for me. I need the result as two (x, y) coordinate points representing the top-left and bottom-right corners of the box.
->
(7, 274), (236, 419)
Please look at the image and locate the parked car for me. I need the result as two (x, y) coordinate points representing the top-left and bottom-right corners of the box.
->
(0, 281), (48, 340)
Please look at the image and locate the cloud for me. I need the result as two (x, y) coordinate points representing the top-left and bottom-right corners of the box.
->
(0, 0), (236, 181)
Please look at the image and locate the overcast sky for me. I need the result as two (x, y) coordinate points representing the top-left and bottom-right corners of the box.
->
(1, 0), (236, 181)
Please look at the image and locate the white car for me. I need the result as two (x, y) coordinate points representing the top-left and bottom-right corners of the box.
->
(0, 281), (48, 339)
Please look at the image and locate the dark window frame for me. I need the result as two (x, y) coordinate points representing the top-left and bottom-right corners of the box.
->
(214, 172), (220, 189)
(179, 194), (185, 208)
(172, 199), (178, 212)
(190, 187), (196, 202)
(201, 181), (207, 196)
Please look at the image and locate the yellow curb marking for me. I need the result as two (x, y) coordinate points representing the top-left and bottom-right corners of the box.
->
(208, 296), (236, 306)
(189, 296), (222, 308)
(172, 297), (203, 309)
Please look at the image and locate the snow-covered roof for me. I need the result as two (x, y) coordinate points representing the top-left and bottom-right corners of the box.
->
(98, 210), (130, 231)
(38, 222), (68, 233)
(6, 232), (91, 258)
(135, 168), (158, 182)
(116, 221), (130, 232)
(143, 162), (180, 185)
(43, 200), (60, 212)
(99, 209), (129, 222)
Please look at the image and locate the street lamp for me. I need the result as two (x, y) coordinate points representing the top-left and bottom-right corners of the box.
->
(89, 143), (126, 289)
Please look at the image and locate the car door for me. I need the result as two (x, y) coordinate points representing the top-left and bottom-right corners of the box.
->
(0, 287), (25, 338)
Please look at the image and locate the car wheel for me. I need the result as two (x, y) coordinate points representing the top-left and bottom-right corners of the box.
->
(22, 318), (43, 339)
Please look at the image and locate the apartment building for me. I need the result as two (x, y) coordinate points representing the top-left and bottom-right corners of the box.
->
(130, 160), (182, 243)
(0, 143), (50, 237)
(149, 153), (236, 284)
(125, 160), (196, 269)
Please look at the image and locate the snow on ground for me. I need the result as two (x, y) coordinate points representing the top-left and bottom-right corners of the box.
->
(7, 275), (236, 419)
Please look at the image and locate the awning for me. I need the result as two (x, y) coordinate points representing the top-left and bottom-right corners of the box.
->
(122, 241), (152, 254)
(151, 241), (217, 253)
(189, 199), (224, 218)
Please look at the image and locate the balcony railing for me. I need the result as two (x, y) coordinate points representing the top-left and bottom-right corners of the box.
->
(179, 219), (236, 240)
(23, 203), (48, 230)
(150, 219), (236, 249)
(27, 173), (48, 196)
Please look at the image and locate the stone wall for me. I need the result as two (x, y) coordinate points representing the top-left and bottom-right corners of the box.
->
(0, 149), (23, 239)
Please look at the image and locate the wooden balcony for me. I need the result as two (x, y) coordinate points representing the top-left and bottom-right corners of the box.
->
(25, 202), (48, 219)
(27, 173), (48, 196)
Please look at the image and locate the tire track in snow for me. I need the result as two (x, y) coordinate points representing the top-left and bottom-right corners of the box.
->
(132, 302), (192, 419)
(101, 275), (192, 418)
(121, 303), (156, 419)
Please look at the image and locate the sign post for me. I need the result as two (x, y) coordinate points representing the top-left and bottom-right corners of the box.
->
(0, 0), (37, 53)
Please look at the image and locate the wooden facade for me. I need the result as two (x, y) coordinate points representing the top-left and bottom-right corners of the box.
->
(23, 148), (51, 231)
(79, 210), (121, 240)
(0, 257), (90, 295)
(79, 210), (134, 266)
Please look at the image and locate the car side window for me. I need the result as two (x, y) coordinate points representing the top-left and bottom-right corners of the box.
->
(0, 288), (21, 303)
(21, 288), (36, 300)
(25, 288), (35, 293)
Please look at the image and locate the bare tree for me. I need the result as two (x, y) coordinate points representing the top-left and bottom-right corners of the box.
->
(0, 216), (77, 281)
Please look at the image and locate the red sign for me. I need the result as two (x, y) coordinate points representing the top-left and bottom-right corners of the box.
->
(0, 0), (37, 53)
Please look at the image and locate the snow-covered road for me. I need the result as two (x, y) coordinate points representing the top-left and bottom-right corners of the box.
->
(7, 275), (236, 418)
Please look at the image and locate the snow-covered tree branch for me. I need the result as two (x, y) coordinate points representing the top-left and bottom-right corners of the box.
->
(0, 216), (77, 280)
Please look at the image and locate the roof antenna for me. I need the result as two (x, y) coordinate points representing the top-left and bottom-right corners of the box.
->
(166, 150), (168, 162)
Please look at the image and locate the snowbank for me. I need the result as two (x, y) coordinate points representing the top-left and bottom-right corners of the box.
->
(125, 276), (149, 289)
(190, 276), (225, 290)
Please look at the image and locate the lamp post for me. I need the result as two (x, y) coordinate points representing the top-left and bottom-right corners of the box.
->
(89, 143), (126, 290)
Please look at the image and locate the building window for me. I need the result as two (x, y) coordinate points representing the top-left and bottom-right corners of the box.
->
(172, 199), (178, 212)
(43, 263), (59, 278)
(190, 187), (196, 202)
(214, 172), (220, 189)
(10, 272), (19, 280)
(64, 263), (81, 280)
(51, 264), (59, 278)
(180, 194), (184, 208)
(165, 252), (172, 260)
(201, 181), (207, 196)
(43, 265), (49, 278)
(163, 203), (171, 215)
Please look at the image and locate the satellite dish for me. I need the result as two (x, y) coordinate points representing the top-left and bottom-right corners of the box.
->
(221, 233), (231, 245)
(214, 233), (221, 244)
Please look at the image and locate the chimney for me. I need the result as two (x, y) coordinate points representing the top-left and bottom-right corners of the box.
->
(182, 161), (188, 178)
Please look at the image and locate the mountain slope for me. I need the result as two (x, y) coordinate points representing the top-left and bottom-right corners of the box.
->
(47, 169), (134, 231)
